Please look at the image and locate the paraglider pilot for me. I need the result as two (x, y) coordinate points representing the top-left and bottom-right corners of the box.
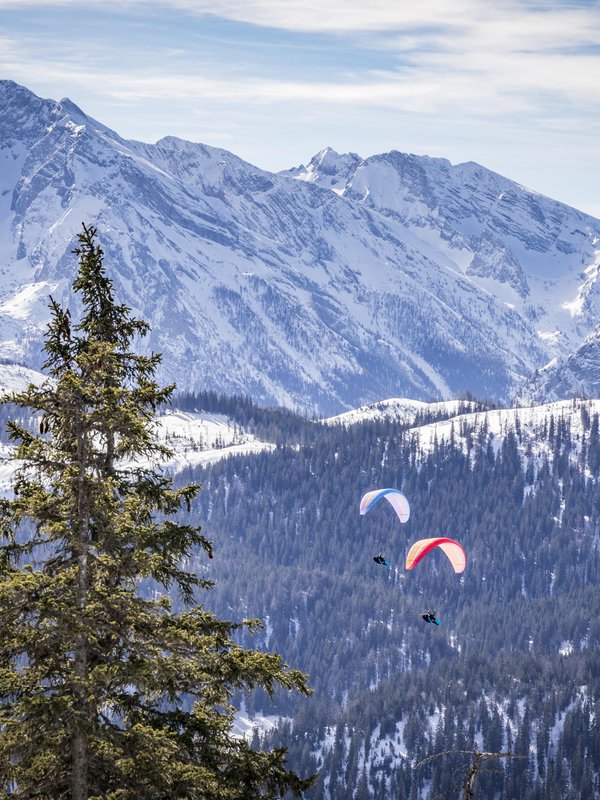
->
(422, 611), (440, 625)
(373, 553), (391, 567)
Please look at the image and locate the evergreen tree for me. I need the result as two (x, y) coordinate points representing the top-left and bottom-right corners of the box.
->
(0, 225), (313, 799)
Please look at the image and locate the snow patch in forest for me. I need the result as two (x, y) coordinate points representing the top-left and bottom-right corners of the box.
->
(232, 702), (290, 741)
(559, 640), (574, 656)
(0, 387), (275, 491)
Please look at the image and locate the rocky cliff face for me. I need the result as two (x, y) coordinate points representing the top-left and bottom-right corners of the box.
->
(517, 326), (600, 403)
(287, 147), (600, 349)
(1, 81), (599, 412)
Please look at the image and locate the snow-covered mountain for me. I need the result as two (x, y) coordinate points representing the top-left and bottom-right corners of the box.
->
(517, 326), (600, 403)
(2, 352), (592, 487)
(288, 147), (600, 360)
(2, 80), (600, 413)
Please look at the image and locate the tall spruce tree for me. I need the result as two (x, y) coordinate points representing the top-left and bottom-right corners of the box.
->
(0, 225), (313, 799)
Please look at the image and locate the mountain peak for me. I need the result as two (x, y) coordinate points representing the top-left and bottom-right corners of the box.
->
(56, 96), (88, 121)
(0, 79), (37, 100)
(308, 146), (361, 173)
(2, 81), (600, 410)
(310, 145), (339, 169)
(283, 147), (362, 192)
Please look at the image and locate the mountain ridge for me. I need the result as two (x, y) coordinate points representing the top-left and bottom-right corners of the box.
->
(2, 80), (600, 412)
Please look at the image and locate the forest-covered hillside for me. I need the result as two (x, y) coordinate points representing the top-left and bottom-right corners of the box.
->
(2, 385), (599, 798)
(173, 392), (600, 800)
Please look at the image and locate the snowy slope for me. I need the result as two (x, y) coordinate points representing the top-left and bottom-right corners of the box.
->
(324, 394), (600, 469)
(517, 325), (600, 403)
(0, 365), (274, 491)
(407, 397), (599, 465)
(287, 147), (600, 358)
(132, 409), (274, 473)
(2, 81), (600, 413)
(5, 348), (590, 488)
(323, 397), (478, 426)
(0, 362), (48, 394)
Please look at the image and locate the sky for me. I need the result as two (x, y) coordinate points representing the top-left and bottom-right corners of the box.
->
(1, 0), (599, 217)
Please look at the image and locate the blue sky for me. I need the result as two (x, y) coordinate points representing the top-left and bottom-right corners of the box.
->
(1, 0), (599, 216)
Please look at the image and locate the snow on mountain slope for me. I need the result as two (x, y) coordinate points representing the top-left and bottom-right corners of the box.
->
(408, 397), (599, 464)
(0, 362), (48, 394)
(322, 397), (478, 426)
(517, 326), (600, 404)
(2, 81), (599, 412)
(1, 350), (594, 494)
(325, 392), (599, 470)
(287, 147), (600, 367)
(0, 366), (274, 491)
(133, 409), (274, 474)
(0, 408), (274, 492)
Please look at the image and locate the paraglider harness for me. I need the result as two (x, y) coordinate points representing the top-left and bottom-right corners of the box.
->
(422, 611), (440, 625)
(373, 553), (390, 566)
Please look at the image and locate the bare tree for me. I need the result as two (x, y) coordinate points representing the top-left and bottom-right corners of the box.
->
(417, 748), (527, 800)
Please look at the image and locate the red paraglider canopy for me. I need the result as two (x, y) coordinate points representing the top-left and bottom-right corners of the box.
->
(405, 537), (466, 574)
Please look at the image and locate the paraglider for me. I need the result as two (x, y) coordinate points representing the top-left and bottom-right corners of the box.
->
(359, 490), (466, 625)
(373, 553), (391, 567)
(405, 537), (466, 574)
(406, 538), (465, 625)
(359, 488), (410, 524)
(360, 488), (409, 567)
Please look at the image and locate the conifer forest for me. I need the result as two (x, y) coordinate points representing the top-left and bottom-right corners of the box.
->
(3, 363), (600, 797)
(173, 391), (600, 799)
(2, 245), (600, 797)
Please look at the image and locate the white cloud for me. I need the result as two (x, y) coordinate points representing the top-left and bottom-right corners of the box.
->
(3, 37), (599, 121)
(0, 0), (598, 213)
(2, 0), (598, 40)
(2, 0), (599, 115)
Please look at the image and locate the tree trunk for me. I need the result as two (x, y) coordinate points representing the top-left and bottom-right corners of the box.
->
(71, 419), (89, 800)
(462, 751), (482, 800)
